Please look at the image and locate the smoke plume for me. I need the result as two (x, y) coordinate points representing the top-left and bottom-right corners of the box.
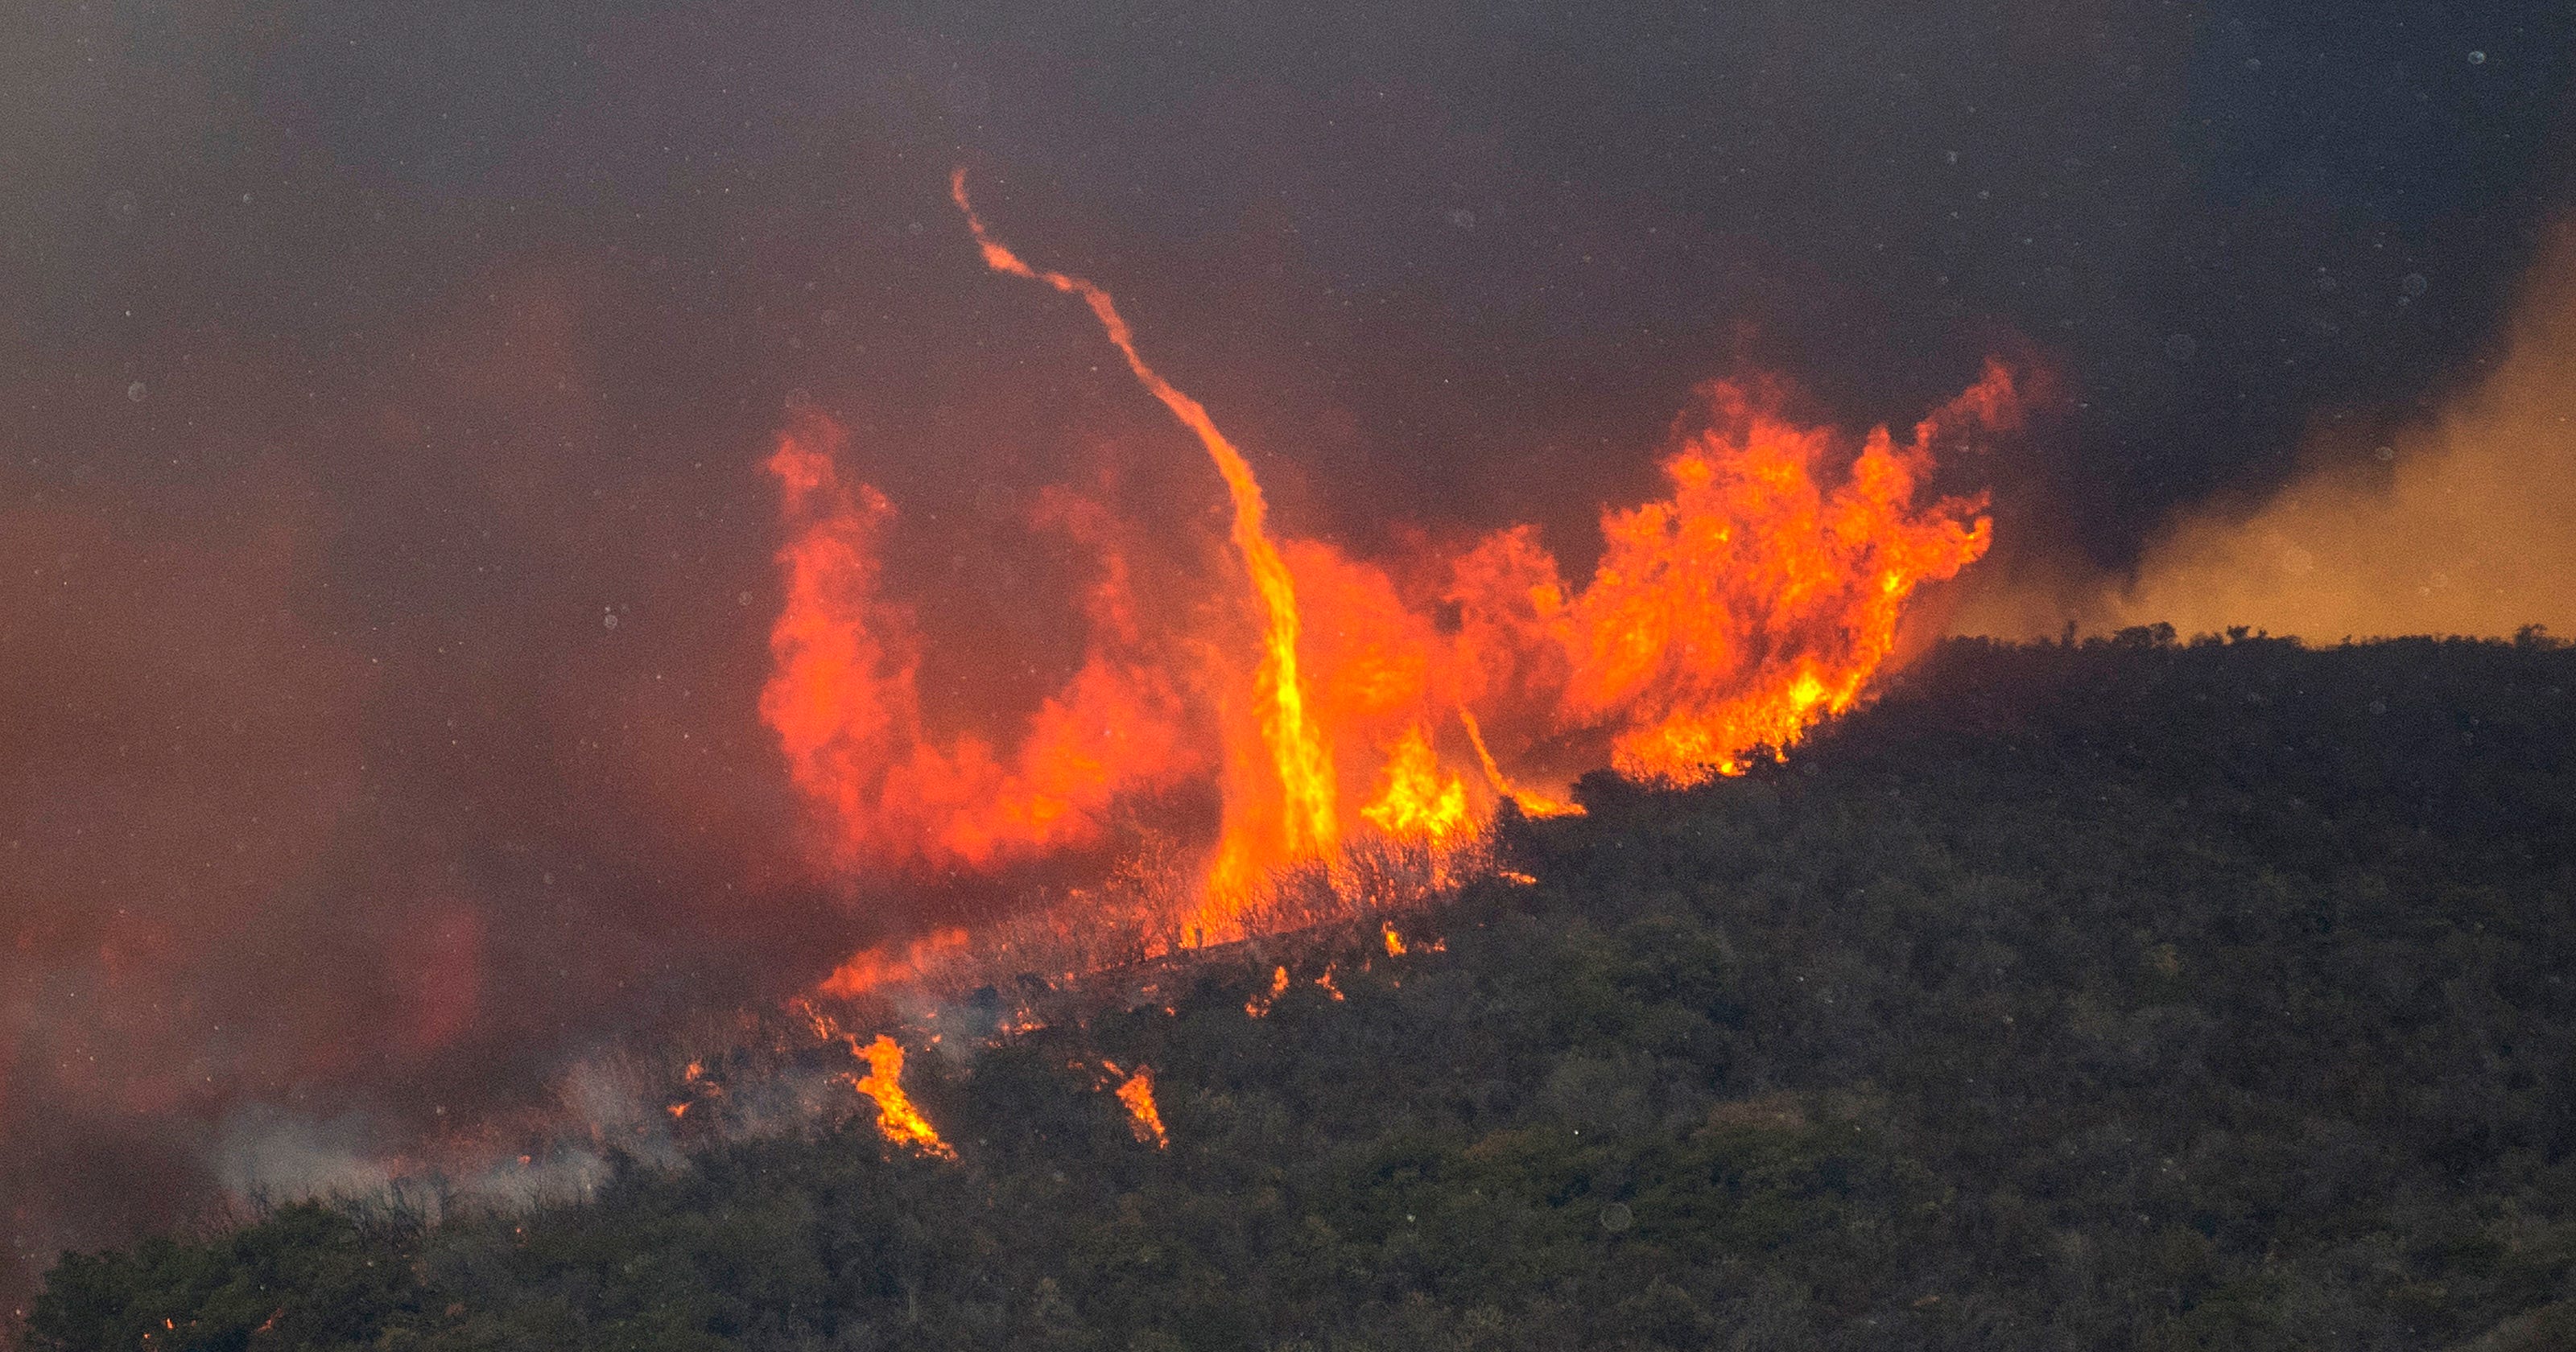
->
(1955, 221), (2576, 642)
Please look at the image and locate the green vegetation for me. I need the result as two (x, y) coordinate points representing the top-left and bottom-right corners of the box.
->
(29, 633), (2576, 1351)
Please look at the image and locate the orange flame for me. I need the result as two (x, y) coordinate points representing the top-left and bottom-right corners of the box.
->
(953, 170), (1336, 921)
(1359, 724), (1472, 843)
(767, 173), (2013, 993)
(1381, 924), (1406, 957)
(819, 926), (972, 1000)
(852, 1033), (954, 1159)
(1110, 1064), (1168, 1148)
(1457, 706), (1582, 818)
(762, 419), (1200, 872)
(1244, 964), (1290, 1018)
(1449, 368), (2010, 785)
(791, 1001), (956, 1157)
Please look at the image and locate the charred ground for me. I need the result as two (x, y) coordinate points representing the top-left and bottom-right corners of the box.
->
(27, 631), (2576, 1352)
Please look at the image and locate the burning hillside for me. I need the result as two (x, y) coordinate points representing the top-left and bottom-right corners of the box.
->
(8, 0), (2572, 1333)
(38, 633), (2576, 1350)
(766, 172), (2021, 995)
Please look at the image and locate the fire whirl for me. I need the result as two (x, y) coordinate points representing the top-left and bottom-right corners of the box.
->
(763, 170), (2021, 991)
(952, 167), (1341, 921)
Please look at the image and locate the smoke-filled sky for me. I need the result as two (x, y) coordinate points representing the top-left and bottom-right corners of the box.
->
(4, 0), (2572, 1314)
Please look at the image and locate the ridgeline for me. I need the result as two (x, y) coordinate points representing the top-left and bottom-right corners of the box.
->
(28, 632), (2576, 1352)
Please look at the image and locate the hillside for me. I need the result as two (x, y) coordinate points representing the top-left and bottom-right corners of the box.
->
(26, 631), (2576, 1352)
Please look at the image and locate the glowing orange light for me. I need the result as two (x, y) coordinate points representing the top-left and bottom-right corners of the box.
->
(819, 927), (972, 1000)
(753, 173), (2013, 1010)
(853, 1033), (955, 1159)
(1112, 1064), (1168, 1148)
(1245, 963), (1290, 1018)
(762, 424), (1199, 876)
(1458, 707), (1582, 818)
(1359, 724), (1472, 843)
(955, 169), (1335, 934)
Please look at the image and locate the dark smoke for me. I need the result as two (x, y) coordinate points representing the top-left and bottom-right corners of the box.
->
(4, 0), (2573, 1320)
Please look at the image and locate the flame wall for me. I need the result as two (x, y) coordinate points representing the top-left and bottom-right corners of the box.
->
(761, 189), (2020, 943)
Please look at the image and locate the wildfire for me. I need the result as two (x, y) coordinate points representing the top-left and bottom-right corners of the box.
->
(664, 1057), (726, 1122)
(762, 419), (1199, 873)
(953, 168), (1340, 919)
(1551, 371), (2011, 784)
(1358, 724), (1472, 843)
(1245, 964), (1290, 1018)
(791, 1000), (956, 1157)
(819, 926), (972, 1000)
(1381, 923), (1406, 957)
(852, 1033), (954, 1159)
(1459, 707), (1583, 818)
(1105, 1062), (1169, 1148)
(766, 170), (2017, 989)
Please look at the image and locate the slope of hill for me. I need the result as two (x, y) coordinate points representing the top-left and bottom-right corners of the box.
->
(26, 632), (2576, 1352)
